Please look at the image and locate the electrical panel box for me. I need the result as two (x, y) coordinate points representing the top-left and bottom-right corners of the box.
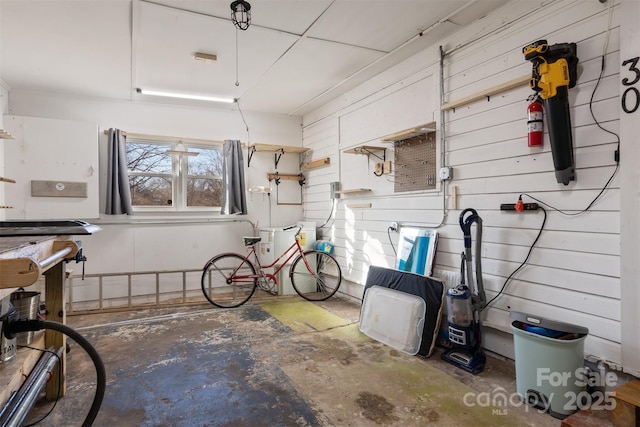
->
(330, 181), (340, 199)
(439, 167), (453, 180)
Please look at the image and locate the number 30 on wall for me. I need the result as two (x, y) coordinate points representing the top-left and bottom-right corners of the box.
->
(622, 57), (640, 113)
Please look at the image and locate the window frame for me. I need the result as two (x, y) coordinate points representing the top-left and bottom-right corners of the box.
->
(126, 137), (224, 213)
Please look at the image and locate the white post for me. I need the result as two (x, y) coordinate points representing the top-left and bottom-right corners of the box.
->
(620, 0), (640, 376)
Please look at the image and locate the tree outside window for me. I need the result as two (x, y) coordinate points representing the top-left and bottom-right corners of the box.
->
(126, 139), (223, 210)
(186, 147), (224, 207)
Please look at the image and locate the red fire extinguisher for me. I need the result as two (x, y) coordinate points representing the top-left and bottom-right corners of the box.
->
(527, 95), (543, 147)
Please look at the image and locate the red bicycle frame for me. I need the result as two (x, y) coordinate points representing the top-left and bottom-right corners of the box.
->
(228, 237), (315, 285)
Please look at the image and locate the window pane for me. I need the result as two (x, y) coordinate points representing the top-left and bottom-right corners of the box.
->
(187, 178), (222, 207)
(129, 175), (173, 206)
(127, 142), (172, 174)
(188, 147), (223, 177)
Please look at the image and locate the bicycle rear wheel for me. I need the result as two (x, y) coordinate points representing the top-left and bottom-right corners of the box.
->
(290, 250), (342, 301)
(201, 253), (257, 308)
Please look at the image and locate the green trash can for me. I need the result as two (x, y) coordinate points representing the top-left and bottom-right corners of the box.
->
(510, 311), (588, 419)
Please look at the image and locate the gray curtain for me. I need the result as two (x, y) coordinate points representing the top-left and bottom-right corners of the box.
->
(221, 139), (247, 215)
(106, 128), (133, 215)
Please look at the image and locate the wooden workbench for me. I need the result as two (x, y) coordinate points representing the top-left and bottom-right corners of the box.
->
(0, 236), (79, 406)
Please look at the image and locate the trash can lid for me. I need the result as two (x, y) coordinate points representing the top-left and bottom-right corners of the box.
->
(510, 311), (588, 335)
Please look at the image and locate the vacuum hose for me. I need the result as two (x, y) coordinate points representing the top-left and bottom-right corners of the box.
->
(4, 319), (106, 426)
(459, 209), (486, 309)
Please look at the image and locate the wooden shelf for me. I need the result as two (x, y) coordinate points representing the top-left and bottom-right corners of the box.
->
(342, 145), (386, 161)
(334, 188), (371, 195)
(302, 157), (330, 170)
(346, 203), (372, 209)
(381, 122), (436, 142)
(249, 143), (309, 154)
(343, 145), (384, 154)
(267, 173), (305, 184)
(441, 74), (530, 111)
(248, 143), (310, 168)
(0, 130), (16, 140)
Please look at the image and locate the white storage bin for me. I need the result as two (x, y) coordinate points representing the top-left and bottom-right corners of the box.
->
(359, 285), (426, 355)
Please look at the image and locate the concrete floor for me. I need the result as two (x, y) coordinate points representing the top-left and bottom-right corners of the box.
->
(24, 295), (561, 426)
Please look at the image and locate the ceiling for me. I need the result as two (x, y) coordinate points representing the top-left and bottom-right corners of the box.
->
(0, 0), (508, 116)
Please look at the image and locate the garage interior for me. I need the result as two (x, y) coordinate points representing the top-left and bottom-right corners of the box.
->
(0, 0), (639, 426)
(25, 297), (560, 427)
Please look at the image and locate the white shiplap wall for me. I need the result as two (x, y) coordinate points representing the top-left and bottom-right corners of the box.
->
(303, 0), (623, 366)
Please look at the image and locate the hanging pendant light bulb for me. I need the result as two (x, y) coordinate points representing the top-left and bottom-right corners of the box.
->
(230, 0), (251, 31)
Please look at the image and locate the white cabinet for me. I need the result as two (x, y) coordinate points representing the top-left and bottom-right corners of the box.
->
(258, 224), (316, 295)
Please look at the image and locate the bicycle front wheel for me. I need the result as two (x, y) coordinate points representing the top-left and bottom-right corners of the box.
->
(201, 253), (257, 308)
(290, 250), (342, 301)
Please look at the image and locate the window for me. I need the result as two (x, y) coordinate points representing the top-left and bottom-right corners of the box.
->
(126, 138), (224, 211)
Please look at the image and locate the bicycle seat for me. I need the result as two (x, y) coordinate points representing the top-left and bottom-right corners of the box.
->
(243, 236), (262, 246)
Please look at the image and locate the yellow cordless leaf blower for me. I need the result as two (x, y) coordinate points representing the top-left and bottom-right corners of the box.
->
(523, 40), (578, 185)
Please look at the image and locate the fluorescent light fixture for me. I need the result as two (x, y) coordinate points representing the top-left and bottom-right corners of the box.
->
(136, 88), (236, 104)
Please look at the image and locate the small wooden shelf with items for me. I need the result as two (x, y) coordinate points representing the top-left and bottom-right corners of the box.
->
(0, 130), (16, 140)
(342, 145), (386, 161)
(248, 143), (310, 168)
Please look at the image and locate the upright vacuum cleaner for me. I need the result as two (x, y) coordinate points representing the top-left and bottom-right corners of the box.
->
(441, 208), (486, 374)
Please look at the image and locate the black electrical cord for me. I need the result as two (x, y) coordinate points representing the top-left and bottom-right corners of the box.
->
(8, 319), (106, 427)
(318, 198), (336, 229)
(482, 206), (547, 310)
(387, 227), (397, 257)
(235, 99), (250, 143)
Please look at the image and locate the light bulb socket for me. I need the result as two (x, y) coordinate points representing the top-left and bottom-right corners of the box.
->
(230, 0), (251, 30)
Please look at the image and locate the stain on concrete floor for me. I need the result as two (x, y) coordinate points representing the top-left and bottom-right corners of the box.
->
(22, 298), (560, 427)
